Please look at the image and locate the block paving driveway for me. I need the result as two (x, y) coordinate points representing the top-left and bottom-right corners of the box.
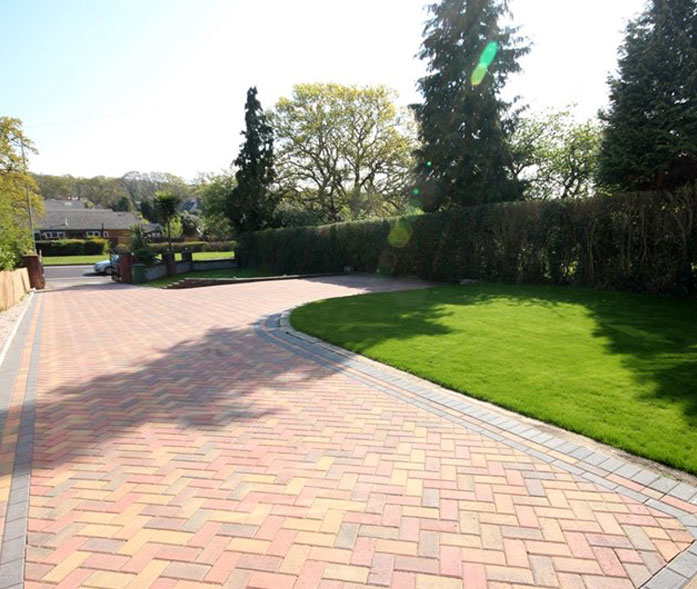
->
(0, 276), (696, 588)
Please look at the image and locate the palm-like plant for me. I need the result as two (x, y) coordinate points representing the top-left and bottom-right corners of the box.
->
(153, 192), (180, 253)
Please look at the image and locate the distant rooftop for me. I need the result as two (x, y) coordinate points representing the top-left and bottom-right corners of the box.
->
(38, 208), (141, 231)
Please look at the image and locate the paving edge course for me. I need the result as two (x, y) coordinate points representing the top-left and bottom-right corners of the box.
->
(0, 295), (41, 589)
(0, 292), (34, 372)
(254, 308), (697, 588)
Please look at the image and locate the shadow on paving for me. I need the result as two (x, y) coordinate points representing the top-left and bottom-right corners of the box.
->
(0, 323), (336, 482)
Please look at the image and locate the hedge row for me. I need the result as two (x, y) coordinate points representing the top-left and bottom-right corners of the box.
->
(238, 186), (697, 295)
(149, 241), (236, 254)
(37, 239), (109, 256)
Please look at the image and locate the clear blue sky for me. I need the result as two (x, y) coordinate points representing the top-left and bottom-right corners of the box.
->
(1, 0), (646, 179)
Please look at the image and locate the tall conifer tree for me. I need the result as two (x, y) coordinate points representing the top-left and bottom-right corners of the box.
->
(411, 0), (529, 211)
(228, 87), (276, 232)
(598, 0), (697, 190)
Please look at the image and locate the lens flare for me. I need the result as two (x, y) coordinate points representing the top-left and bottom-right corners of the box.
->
(412, 188), (421, 195)
(471, 63), (488, 86)
(426, 161), (432, 168)
(471, 41), (499, 86)
(387, 219), (413, 248)
(480, 41), (498, 67)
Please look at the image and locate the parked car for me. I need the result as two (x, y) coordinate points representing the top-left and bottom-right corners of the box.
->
(94, 254), (119, 276)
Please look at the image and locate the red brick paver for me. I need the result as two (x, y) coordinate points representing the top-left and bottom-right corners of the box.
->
(2, 276), (695, 587)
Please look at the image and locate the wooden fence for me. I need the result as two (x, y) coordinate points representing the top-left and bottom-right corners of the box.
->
(0, 268), (31, 312)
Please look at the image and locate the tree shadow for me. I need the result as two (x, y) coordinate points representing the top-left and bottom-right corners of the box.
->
(0, 324), (338, 482)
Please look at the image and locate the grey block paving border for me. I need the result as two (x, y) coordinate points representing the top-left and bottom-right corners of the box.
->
(0, 296), (41, 589)
(256, 309), (697, 588)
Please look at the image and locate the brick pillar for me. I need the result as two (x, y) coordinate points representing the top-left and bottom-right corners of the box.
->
(181, 250), (193, 273)
(22, 254), (45, 290)
(118, 252), (134, 284)
(162, 252), (176, 277)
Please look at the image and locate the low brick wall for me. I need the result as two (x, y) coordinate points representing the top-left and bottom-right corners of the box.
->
(139, 258), (238, 284)
(144, 264), (167, 282)
(0, 268), (31, 312)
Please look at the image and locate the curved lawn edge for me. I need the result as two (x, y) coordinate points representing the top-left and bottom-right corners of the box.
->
(289, 283), (697, 476)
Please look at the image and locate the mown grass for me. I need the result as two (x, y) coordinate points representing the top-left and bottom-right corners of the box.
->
(143, 268), (271, 288)
(42, 251), (235, 266)
(291, 282), (697, 475)
(42, 254), (107, 266)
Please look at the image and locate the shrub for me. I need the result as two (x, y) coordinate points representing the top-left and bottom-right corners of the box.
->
(36, 239), (109, 257)
(0, 245), (19, 271)
(238, 186), (697, 295)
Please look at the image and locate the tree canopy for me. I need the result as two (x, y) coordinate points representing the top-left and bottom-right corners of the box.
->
(511, 109), (602, 200)
(272, 83), (416, 223)
(598, 0), (697, 190)
(153, 191), (180, 252)
(411, 0), (529, 211)
(0, 117), (42, 268)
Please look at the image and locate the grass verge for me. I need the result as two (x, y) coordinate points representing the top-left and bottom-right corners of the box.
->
(42, 251), (235, 266)
(291, 282), (697, 475)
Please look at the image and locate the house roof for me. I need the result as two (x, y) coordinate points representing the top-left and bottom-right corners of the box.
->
(38, 209), (141, 231)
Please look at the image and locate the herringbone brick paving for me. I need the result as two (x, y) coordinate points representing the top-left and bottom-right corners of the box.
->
(1, 276), (695, 587)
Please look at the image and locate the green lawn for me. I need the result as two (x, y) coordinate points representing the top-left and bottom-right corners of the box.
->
(291, 282), (697, 475)
(42, 254), (107, 266)
(144, 268), (271, 288)
(42, 251), (235, 266)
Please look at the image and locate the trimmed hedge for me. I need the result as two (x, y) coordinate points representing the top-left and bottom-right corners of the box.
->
(149, 241), (236, 254)
(238, 187), (697, 295)
(37, 239), (109, 257)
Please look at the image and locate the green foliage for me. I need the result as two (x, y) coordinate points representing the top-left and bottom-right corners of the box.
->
(227, 87), (276, 233)
(201, 214), (233, 241)
(33, 173), (128, 208)
(129, 224), (156, 266)
(239, 184), (697, 295)
(112, 196), (133, 211)
(36, 239), (109, 257)
(179, 211), (201, 237)
(0, 117), (42, 267)
(292, 283), (697, 474)
(153, 191), (181, 252)
(139, 199), (157, 223)
(0, 245), (19, 271)
(511, 109), (602, 199)
(411, 0), (530, 210)
(598, 0), (697, 190)
(272, 83), (416, 223)
(121, 170), (191, 208)
(199, 173), (236, 239)
(169, 215), (183, 239)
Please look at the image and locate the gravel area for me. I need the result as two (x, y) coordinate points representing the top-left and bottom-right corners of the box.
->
(0, 294), (32, 362)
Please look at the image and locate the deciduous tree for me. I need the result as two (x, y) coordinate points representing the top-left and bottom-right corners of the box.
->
(272, 84), (415, 223)
(511, 109), (602, 199)
(0, 117), (42, 268)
